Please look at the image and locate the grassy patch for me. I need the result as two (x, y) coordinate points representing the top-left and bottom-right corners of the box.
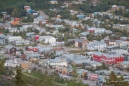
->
(40, 42), (46, 45)
(23, 71), (88, 86)
(22, 71), (54, 86)
(23, 71), (45, 80)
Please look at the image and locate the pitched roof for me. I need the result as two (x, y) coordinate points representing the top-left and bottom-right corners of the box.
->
(93, 52), (123, 58)
(4, 45), (15, 49)
(74, 38), (84, 43)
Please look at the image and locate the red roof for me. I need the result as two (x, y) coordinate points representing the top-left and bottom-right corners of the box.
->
(14, 18), (20, 21)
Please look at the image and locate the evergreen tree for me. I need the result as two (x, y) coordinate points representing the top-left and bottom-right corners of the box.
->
(5, 29), (9, 33)
(14, 68), (24, 86)
(105, 71), (128, 86)
(12, 7), (19, 17)
(0, 60), (5, 74)
(13, 31), (16, 36)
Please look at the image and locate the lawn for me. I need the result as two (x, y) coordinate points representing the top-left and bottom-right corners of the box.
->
(23, 71), (45, 80)
(23, 71), (88, 86)
(22, 71), (55, 86)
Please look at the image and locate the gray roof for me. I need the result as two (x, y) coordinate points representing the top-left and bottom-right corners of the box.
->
(74, 38), (84, 43)
(50, 58), (66, 63)
(11, 28), (17, 30)
(121, 61), (129, 65)
(5, 45), (15, 49)
(39, 36), (55, 39)
(26, 53), (41, 59)
(38, 47), (52, 52)
(120, 37), (128, 40)
(88, 41), (106, 46)
(80, 32), (89, 36)
(93, 52), (123, 58)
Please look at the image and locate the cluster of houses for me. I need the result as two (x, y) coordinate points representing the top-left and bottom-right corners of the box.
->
(1, 1), (129, 85)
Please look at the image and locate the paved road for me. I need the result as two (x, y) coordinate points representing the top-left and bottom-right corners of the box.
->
(37, 43), (81, 52)
(37, 11), (49, 19)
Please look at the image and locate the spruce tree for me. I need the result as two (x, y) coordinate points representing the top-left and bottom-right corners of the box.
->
(105, 71), (128, 86)
(14, 68), (24, 86)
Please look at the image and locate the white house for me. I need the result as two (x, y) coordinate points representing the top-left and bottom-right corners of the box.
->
(13, 40), (30, 45)
(94, 28), (106, 34)
(23, 25), (32, 29)
(39, 58), (68, 67)
(48, 59), (68, 67)
(50, 41), (65, 46)
(39, 36), (56, 43)
(46, 24), (64, 29)
(87, 41), (106, 51)
(7, 36), (22, 43)
(23, 40), (31, 45)
(9, 28), (18, 32)
(4, 59), (20, 68)
(53, 30), (59, 35)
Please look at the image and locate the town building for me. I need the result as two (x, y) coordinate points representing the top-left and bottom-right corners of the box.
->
(92, 52), (124, 64)
(39, 36), (56, 43)
(7, 36), (22, 43)
(87, 41), (106, 51)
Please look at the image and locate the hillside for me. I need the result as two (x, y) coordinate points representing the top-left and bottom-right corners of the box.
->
(80, 0), (129, 13)
(0, 0), (129, 17)
(0, 0), (63, 17)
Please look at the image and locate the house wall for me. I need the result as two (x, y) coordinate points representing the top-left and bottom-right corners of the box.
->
(75, 42), (78, 47)
(94, 29), (104, 34)
(45, 37), (56, 43)
(112, 7), (119, 10)
(109, 42), (116, 46)
(87, 44), (106, 51)
(121, 63), (129, 68)
(15, 41), (23, 45)
(50, 61), (68, 67)
(8, 36), (22, 43)
(78, 42), (82, 48)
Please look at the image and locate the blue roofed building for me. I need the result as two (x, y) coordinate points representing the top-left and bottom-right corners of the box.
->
(77, 14), (85, 19)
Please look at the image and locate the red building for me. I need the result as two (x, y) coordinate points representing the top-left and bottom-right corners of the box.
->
(92, 52), (124, 64)
(90, 74), (98, 80)
(27, 46), (38, 52)
(88, 30), (94, 33)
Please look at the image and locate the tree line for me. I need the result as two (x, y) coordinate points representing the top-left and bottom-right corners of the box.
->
(0, 0), (64, 17)
(80, 0), (129, 13)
